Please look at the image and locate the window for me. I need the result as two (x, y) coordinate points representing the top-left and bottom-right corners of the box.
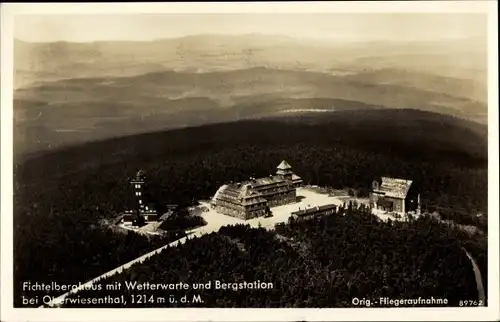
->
(139, 200), (142, 204)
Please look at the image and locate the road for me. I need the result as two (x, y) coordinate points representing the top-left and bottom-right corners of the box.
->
(462, 247), (486, 305)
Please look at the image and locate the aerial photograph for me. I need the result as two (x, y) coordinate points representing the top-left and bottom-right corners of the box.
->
(9, 9), (491, 313)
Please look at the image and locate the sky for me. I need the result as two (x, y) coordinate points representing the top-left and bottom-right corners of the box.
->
(14, 13), (487, 43)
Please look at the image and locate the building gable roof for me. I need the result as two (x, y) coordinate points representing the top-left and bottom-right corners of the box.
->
(378, 177), (413, 199)
(212, 183), (267, 205)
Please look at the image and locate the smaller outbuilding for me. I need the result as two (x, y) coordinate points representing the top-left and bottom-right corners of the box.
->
(290, 204), (338, 221)
(369, 176), (420, 215)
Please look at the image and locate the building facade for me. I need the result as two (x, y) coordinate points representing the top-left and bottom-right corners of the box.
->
(122, 170), (159, 226)
(211, 160), (303, 220)
(369, 177), (420, 215)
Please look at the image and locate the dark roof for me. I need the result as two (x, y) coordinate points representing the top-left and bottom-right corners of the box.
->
(291, 204), (337, 217)
(250, 175), (290, 188)
(212, 184), (267, 206)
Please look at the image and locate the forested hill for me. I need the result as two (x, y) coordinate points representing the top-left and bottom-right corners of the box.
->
(17, 108), (487, 168)
(15, 108), (487, 215)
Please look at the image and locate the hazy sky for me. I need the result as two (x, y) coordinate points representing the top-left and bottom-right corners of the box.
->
(14, 13), (487, 43)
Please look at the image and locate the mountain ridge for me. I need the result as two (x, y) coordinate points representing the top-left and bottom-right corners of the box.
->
(16, 108), (487, 165)
(15, 33), (487, 89)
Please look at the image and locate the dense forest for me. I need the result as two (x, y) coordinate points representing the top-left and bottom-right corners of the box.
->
(14, 223), (185, 307)
(62, 208), (483, 307)
(14, 111), (488, 307)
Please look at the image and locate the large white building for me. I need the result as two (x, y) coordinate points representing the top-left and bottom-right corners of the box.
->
(211, 160), (303, 220)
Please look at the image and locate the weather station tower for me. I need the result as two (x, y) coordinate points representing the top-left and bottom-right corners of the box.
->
(130, 170), (146, 214)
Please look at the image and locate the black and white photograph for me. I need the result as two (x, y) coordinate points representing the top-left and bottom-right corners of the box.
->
(1, 2), (498, 321)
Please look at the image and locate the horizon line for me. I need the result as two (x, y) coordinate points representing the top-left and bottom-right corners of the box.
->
(13, 32), (486, 45)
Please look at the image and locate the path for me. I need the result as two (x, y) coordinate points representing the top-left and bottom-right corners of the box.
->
(462, 247), (486, 305)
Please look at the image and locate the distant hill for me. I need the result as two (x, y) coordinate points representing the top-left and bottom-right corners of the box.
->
(14, 66), (487, 155)
(13, 95), (381, 155)
(15, 34), (486, 89)
(18, 66), (485, 108)
(13, 34), (488, 155)
(342, 68), (486, 103)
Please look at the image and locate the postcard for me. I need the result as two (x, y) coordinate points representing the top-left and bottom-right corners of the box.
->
(1, 2), (498, 321)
